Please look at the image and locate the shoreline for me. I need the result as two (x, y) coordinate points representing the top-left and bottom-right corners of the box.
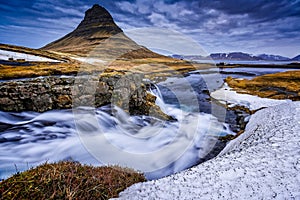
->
(225, 70), (300, 101)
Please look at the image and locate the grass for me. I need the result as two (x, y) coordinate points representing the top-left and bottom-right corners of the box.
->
(226, 70), (300, 100)
(0, 62), (80, 80)
(0, 43), (216, 81)
(0, 55), (213, 81)
(0, 161), (146, 200)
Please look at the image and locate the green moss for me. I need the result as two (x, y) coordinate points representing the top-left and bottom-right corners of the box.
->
(0, 161), (146, 200)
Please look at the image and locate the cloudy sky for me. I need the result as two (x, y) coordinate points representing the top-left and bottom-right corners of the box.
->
(1, 0), (300, 57)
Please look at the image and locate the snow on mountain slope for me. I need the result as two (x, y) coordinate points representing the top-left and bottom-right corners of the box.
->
(0, 49), (61, 62)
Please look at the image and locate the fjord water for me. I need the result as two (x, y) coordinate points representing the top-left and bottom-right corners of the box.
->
(0, 67), (297, 180)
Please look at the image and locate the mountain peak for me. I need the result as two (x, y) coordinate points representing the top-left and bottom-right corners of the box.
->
(41, 4), (123, 55)
(91, 4), (103, 10)
(74, 4), (122, 36)
(84, 4), (112, 20)
(41, 4), (163, 59)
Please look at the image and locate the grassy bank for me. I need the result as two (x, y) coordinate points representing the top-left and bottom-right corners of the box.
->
(0, 161), (146, 200)
(226, 70), (300, 100)
(0, 56), (212, 81)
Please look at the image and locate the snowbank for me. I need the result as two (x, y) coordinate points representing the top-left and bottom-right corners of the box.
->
(211, 84), (291, 110)
(115, 102), (300, 199)
(0, 49), (60, 62)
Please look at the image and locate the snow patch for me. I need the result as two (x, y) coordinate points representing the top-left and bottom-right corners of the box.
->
(219, 168), (244, 181)
(211, 83), (291, 110)
(72, 57), (106, 64)
(0, 49), (61, 62)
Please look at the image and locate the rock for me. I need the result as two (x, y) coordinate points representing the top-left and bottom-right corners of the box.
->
(57, 95), (71, 108)
(0, 97), (15, 111)
(96, 82), (109, 94)
(0, 74), (173, 120)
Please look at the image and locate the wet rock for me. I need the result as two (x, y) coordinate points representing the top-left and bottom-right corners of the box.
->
(0, 74), (172, 120)
(56, 95), (71, 108)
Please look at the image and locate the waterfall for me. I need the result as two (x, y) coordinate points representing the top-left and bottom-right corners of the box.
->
(0, 82), (234, 180)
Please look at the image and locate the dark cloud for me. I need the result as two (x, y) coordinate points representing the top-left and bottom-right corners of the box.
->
(197, 0), (300, 21)
(0, 0), (299, 57)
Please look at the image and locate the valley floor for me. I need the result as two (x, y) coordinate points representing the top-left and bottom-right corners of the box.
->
(116, 101), (300, 199)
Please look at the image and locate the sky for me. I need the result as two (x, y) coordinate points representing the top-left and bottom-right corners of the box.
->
(0, 0), (300, 57)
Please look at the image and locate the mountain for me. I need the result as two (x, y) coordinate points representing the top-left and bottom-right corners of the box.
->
(172, 52), (299, 62)
(257, 54), (290, 61)
(210, 52), (260, 60)
(171, 54), (206, 60)
(292, 55), (300, 61)
(41, 4), (163, 59)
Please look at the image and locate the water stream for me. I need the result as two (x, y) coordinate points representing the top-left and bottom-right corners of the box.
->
(0, 67), (297, 180)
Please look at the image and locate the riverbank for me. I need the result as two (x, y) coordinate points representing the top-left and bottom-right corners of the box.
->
(116, 102), (300, 199)
(225, 70), (300, 100)
(0, 161), (146, 199)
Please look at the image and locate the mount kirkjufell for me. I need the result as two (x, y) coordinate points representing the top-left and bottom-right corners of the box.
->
(0, 4), (194, 80)
(42, 4), (163, 59)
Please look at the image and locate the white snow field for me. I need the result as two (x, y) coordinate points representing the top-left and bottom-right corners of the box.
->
(115, 102), (300, 199)
(211, 83), (291, 110)
(0, 49), (60, 62)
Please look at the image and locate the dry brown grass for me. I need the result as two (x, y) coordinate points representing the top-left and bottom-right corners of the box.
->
(0, 161), (146, 200)
(0, 53), (213, 81)
(226, 70), (300, 100)
(104, 58), (213, 81)
(0, 62), (80, 80)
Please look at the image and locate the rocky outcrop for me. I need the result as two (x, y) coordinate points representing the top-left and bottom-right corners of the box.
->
(0, 74), (172, 120)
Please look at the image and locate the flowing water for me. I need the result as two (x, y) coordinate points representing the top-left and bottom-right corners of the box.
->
(0, 67), (297, 180)
(0, 92), (232, 180)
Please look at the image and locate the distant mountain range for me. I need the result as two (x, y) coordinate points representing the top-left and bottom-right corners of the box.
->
(172, 52), (300, 62)
(292, 55), (300, 61)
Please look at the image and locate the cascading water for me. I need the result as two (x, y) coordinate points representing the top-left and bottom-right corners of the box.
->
(0, 82), (233, 180)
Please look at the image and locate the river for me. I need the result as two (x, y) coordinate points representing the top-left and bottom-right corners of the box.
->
(0, 67), (298, 180)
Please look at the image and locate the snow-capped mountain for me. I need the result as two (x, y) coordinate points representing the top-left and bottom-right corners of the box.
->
(257, 54), (290, 61)
(292, 55), (300, 61)
(210, 52), (259, 60)
(171, 52), (299, 62)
